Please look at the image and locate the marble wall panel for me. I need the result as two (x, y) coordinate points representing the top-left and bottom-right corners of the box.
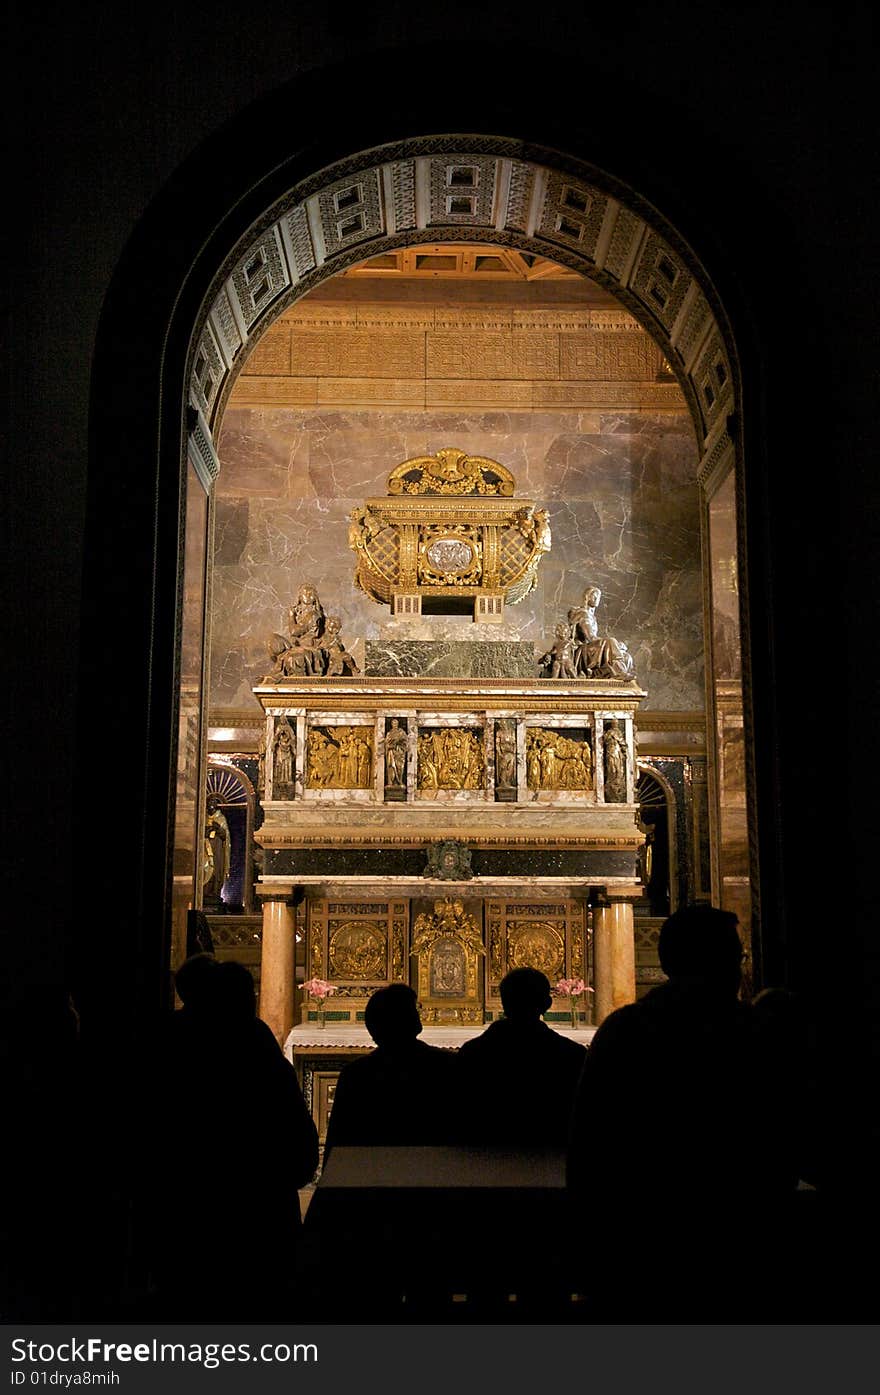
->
(212, 408), (702, 712)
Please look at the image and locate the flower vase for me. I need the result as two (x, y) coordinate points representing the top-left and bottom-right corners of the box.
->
(570, 999), (580, 1030)
(315, 1003), (325, 1029)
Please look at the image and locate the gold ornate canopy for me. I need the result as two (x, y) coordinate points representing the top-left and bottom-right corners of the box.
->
(348, 448), (551, 621)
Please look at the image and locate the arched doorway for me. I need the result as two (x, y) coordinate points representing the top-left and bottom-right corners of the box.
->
(180, 143), (752, 979)
(79, 109), (769, 1045)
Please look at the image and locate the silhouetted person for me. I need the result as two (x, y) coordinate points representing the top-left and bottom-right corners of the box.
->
(147, 957), (318, 1320)
(567, 904), (798, 1320)
(455, 967), (587, 1146)
(2, 985), (85, 1319)
(322, 984), (456, 1159)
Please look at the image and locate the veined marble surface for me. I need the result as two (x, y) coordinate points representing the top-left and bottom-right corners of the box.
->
(212, 408), (703, 711)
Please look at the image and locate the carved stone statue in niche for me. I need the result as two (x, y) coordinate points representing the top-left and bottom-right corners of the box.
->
(306, 725), (373, 789)
(383, 718), (408, 788)
(417, 728), (485, 791)
(526, 729), (592, 791)
(273, 719), (295, 788)
(263, 584), (359, 680)
(540, 586), (634, 680)
(494, 720), (517, 792)
(202, 794), (231, 907)
(423, 839), (474, 881)
(603, 721), (628, 802)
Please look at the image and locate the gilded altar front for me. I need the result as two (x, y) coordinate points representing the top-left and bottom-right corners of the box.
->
(255, 670), (644, 1028)
(301, 893), (589, 1029)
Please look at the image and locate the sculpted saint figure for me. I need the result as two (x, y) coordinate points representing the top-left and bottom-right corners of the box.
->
(494, 721), (517, 790)
(203, 794), (231, 902)
(384, 719), (408, 788)
(603, 723), (628, 802)
(566, 586), (635, 680)
(273, 721), (295, 786)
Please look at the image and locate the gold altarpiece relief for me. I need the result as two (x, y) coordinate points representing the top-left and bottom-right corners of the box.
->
(304, 896), (589, 1027)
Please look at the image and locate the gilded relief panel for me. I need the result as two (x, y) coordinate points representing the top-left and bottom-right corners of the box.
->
(525, 727), (593, 791)
(306, 725), (374, 789)
(305, 899), (407, 1023)
(507, 920), (565, 979)
(486, 901), (586, 1012)
(328, 920), (387, 979)
(416, 726), (485, 791)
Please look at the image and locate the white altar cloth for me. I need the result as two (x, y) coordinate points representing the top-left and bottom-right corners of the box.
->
(284, 1021), (596, 1062)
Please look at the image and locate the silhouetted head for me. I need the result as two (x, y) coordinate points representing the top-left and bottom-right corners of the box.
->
(363, 984), (422, 1047)
(658, 905), (743, 994)
(212, 960), (258, 1021)
(175, 953), (219, 1010)
(499, 967), (553, 1022)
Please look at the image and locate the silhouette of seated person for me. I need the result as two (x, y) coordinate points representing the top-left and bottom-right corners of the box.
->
(454, 967), (587, 1147)
(567, 904), (798, 1320)
(149, 957), (318, 1320)
(322, 984), (456, 1160)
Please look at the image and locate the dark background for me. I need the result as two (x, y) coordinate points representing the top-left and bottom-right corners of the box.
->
(4, 1), (878, 1320)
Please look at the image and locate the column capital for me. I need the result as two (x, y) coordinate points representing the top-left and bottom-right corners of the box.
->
(256, 881), (302, 905)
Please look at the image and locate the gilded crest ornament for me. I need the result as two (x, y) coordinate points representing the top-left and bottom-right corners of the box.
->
(423, 839), (474, 880)
(410, 896), (485, 956)
(387, 447), (515, 496)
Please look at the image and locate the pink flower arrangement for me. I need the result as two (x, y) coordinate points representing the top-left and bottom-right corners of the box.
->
(553, 977), (592, 1029)
(302, 977), (338, 1003)
(553, 977), (590, 998)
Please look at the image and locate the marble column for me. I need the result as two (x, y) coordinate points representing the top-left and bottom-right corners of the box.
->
(169, 876), (193, 1003)
(592, 893), (638, 1025)
(259, 894), (297, 1045)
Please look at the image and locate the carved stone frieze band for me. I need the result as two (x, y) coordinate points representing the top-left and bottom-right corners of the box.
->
(189, 142), (730, 453)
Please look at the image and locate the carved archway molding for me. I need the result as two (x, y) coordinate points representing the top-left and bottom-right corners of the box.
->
(185, 137), (737, 475)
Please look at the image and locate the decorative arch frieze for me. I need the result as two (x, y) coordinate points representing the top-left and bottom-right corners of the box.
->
(186, 139), (736, 456)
